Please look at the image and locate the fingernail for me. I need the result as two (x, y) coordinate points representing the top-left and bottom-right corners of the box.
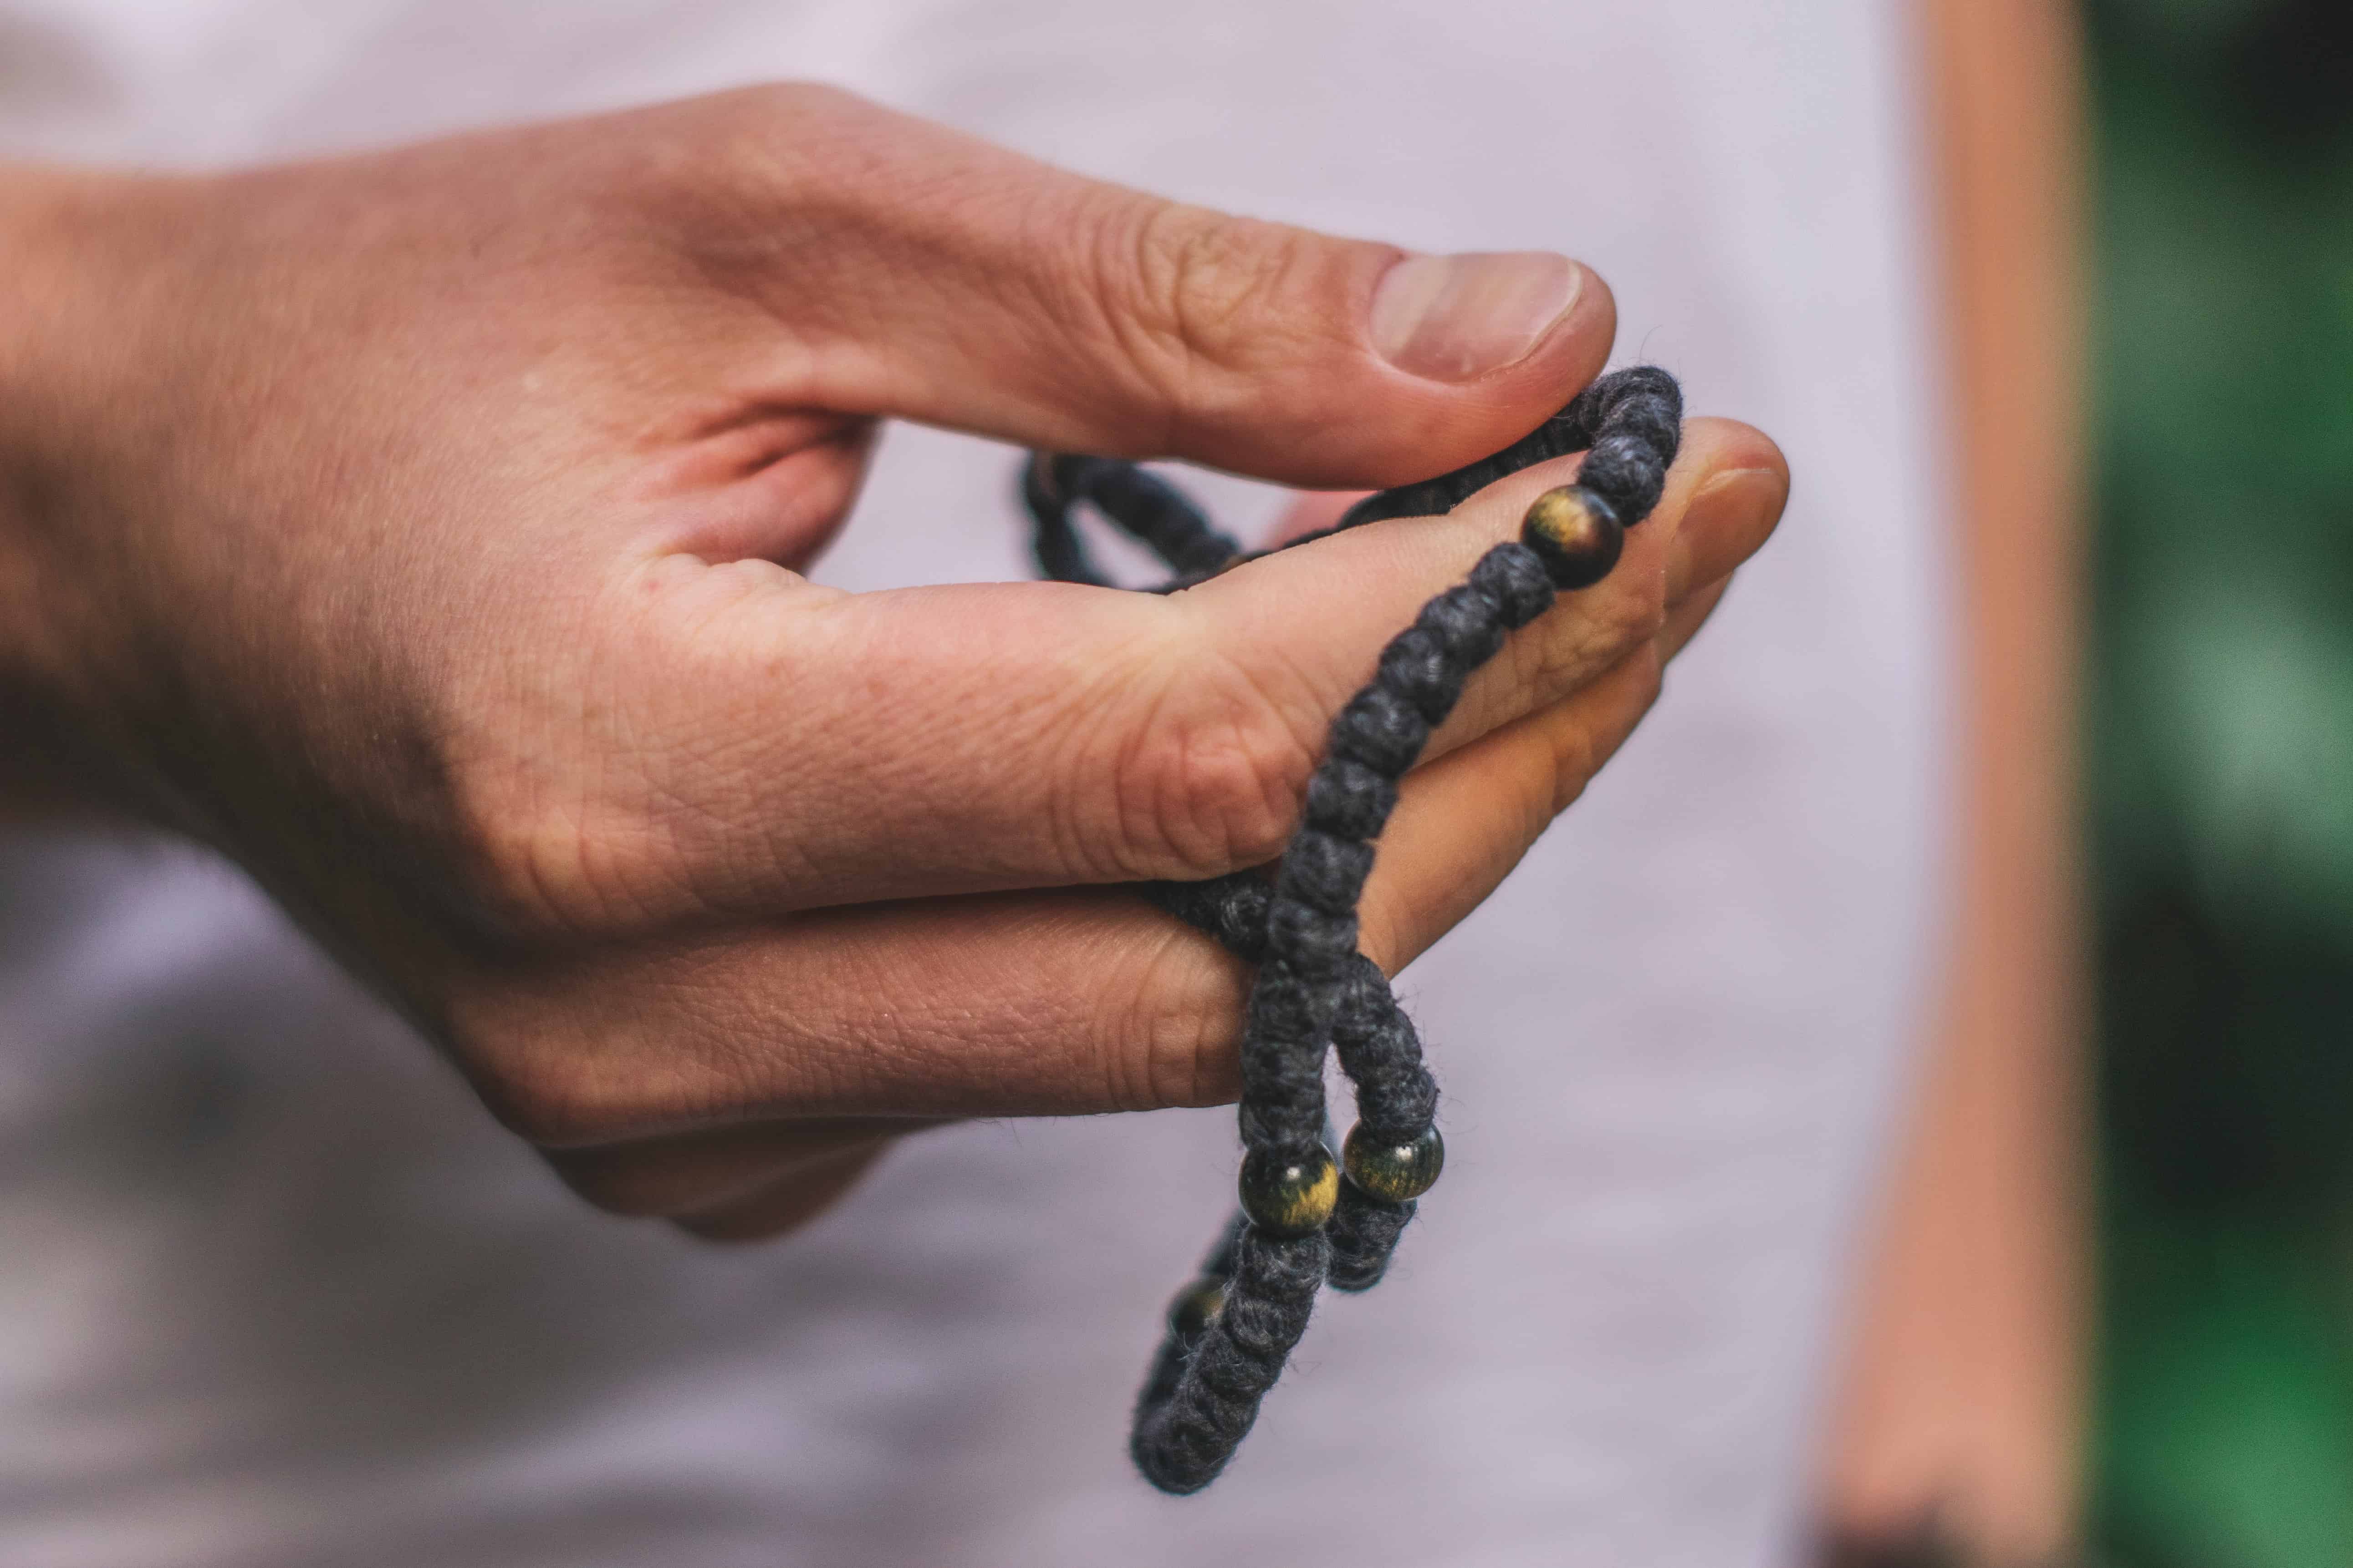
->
(1669, 466), (1788, 600)
(1369, 252), (1582, 382)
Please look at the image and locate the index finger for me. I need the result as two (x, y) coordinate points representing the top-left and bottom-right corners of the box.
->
(481, 419), (1781, 933)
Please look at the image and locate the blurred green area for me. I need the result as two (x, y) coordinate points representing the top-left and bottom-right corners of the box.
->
(2088, 2), (2353, 1564)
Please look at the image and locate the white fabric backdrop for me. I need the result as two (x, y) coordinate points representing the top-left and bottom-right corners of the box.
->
(0, 4), (1949, 1563)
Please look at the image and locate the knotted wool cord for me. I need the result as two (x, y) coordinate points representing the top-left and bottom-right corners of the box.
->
(1021, 366), (1684, 1494)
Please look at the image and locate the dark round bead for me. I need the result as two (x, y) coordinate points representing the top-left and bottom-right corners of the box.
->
(1520, 485), (1624, 589)
(1166, 1277), (1227, 1340)
(1342, 1123), (1446, 1202)
(1238, 1146), (1340, 1237)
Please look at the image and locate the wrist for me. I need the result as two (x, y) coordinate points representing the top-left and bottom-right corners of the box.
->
(0, 163), (179, 819)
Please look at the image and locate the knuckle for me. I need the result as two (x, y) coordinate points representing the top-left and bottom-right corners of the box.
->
(1090, 200), (1322, 414)
(1633, 643), (1667, 707)
(701, 79), (876, 150)
(1586, 568), (1672, 662)
(1509, 568), (1670, 699)
(442, 751), (681, 943)
(447, 991), (670, 1149)
(546, 1148), (694, 1219)
(658, 82), (909, 257)
(1102, 927), (1248, 1111)
(1099, 651), (1316, 877)
(1545, 714), (1607, 820)
(1545, 650), (1664, 818)
(745, 78), (861, 117)
(469, 1041), (632, 1148)
(671, 1146), (884, 1242)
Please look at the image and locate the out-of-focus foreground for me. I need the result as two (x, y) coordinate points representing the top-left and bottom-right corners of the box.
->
(2089, 3), (2353, 1564)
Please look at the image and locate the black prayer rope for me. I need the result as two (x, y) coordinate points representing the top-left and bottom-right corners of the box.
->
(1020, 365), (1684, 1494)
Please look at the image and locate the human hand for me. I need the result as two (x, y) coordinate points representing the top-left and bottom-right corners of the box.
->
(0, 86), (1785, 1237)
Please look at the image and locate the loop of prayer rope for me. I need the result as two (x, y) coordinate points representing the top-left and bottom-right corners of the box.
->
(1019, 365), (1684, 1494)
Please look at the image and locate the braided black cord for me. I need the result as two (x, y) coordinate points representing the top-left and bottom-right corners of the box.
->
(1023, 453), (1245, 588)
(1022, 367), (1684, 1493)
(1330, 363), (1682, 532)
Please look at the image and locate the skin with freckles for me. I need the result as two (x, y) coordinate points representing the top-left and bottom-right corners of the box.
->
(0, 84), (1785, 1240)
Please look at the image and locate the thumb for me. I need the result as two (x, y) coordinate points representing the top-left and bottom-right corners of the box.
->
(696, 86), (1618, 489)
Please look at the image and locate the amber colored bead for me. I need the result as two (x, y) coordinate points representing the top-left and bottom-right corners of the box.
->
(1166, 1277), (1227, 1340)
(1342, 1123), (1446, 1202)
(1521, 485), (1625, 589)
(1238, 1146), (1340, 1237)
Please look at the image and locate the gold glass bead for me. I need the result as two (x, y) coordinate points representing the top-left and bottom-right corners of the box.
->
(1521, 485), (1625, 590)
(1238, 1146), (1340, 1237)
(1166, 1277), (1227, 1340)
(1341, 1123), (1446, 1202)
